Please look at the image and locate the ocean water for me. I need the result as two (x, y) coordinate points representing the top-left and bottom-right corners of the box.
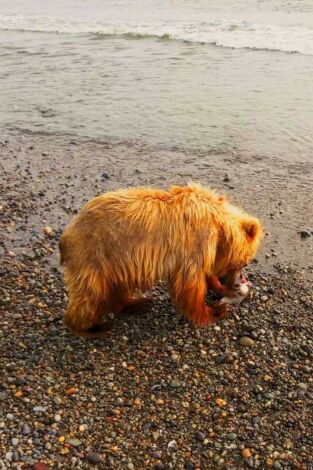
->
(1, 0), (313, 161)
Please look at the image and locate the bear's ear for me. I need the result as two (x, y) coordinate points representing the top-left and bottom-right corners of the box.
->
(242, 218), (262, 241)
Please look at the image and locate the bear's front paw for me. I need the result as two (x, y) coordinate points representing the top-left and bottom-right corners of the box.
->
(211, 302), (232, 321)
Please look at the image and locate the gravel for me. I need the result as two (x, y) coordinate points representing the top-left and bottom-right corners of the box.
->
(0, 134), (312, 469)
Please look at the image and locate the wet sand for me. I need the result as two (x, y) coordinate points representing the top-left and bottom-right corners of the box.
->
(0, 132), (312, 469)
(0, 131), (312, 275)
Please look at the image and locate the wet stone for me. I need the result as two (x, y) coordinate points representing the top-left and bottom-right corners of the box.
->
(239, 336), (255, 347)
(184, 460), (195, 470)
(195, 431), (205, 442)
(86, 453), (101, 464)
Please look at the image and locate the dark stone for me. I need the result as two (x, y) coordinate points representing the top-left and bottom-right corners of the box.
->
(86, 453), (101, 464)
(195, 431), (205, 442)
(155, 464), (166, 470)
(184, 460), (195, 470)
(300, 230), (312, 239)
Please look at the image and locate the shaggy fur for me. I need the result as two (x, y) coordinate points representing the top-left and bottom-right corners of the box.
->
(59, 184), (262, 338)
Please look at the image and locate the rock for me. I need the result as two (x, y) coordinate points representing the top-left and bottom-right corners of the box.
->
(156, 399), (164, 406)
(22, 424), (30, 436)
(169, 379), (181, 388)
(0, 392), (7, 401)
(15, 376), (27, 386)
(54, 414), (61, 422)
(215, 398), (227, 407)
(43, 226), (53, 236)
(33, 406), (46, 413)
(242, 448), (252, 459)
(127, 464), (134, 470)
(239, 336), (255, 347)
(273, 462), (282, 469)
(245, 458), (254, 468)
(184, 460), (195, 470)
(300, 230), (311, 239)
(33, 463), (49, 470)
(68, 438), (82, 447)
(11, 438), (19, 446)
(226, 433), (237, 441)
(86, 453), (101, 464)
(65, 387), (78, 395)
(5, 452), (13, 462)
(195, 431), (205, 442)
(155, 464), (165, 470)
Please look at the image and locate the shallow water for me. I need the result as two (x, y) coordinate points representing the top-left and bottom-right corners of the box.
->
(1, 0), (313, 161)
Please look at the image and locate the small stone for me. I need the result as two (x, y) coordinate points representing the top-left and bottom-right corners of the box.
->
(195, 431), (205, 442)
(65, 387), (78, 395)
(5, 452), (13, 462)
(226, 433), (237, 441)
(169, 379), (181, 388)
(246, 458), (255, 468)
(15, 376), (27, 386)
(242, 448), (252, 459)
(68, 438), (82, 447)
(273, 462), (282, 469)
(0, 392), (7, 401)
(184, 460), (195, 470)
(33, 406), (46, 413)
(43, 226), (53, 236)
(11, 438), (19, 446)
(53, 397), (62, 405)
(298, 383), (307, 390)
(54, 414), (62, 422)
(239, 336), (255, 347)
(22, 424), (31, 435)
(300, 230), (311, 239)
(33, 463), (49, 470)
(156, 399), (164, 406)
(155, 463), (165, 470)
(261, 295), (269, 302)
(86, 453), (101, 464)
(127, 463), (134, 470)
(45, 443), (52, 450)
(215, 398), (227, 407)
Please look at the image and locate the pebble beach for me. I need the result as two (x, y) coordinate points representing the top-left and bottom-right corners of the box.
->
(0, 133), (312, 469)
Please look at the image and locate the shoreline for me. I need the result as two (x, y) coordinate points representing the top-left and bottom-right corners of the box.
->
(0, 131), (313, 469)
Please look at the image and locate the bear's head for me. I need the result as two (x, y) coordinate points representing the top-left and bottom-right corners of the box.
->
(213, 202), (263, 287)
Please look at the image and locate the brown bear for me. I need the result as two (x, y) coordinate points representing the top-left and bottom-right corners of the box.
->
(59, 184), (262, 338)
